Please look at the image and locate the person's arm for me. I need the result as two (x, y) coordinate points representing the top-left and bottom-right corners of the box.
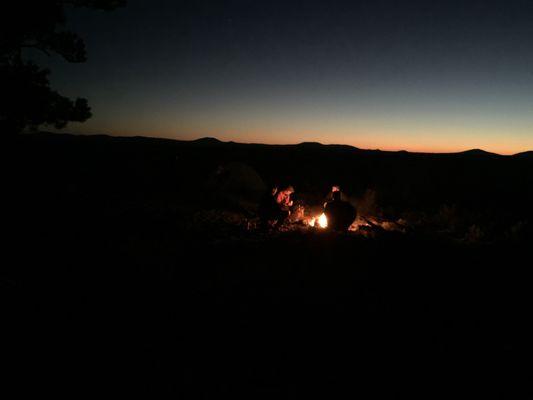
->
(287, 196), (293, 207)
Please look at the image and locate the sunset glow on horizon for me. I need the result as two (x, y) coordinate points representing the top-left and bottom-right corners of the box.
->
(64, 115), (533, 155)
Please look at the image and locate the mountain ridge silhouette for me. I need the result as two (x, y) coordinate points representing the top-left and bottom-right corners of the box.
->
(32, 132), (531, 157)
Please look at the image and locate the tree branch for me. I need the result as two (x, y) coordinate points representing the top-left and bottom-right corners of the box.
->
(21, 45), (51, 57)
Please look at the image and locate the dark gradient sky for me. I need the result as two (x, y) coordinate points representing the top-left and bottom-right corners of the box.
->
(36, 0), (533, 153)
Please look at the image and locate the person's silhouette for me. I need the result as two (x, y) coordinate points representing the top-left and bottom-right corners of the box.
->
(258, 185), (294, 229)
(324, 191), (356, 232)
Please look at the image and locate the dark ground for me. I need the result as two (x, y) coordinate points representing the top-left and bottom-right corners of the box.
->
(6, 132), (533, 398)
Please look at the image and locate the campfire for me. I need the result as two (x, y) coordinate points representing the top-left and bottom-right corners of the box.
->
(303, 210), (406, 234)
(307, 213), (328, 229)
(251, 187), (408, 235)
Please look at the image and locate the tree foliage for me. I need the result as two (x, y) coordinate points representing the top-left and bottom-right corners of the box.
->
(1, 0), (125, 133)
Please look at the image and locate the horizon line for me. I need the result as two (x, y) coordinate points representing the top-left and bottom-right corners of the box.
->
(40, 130), (533, 156)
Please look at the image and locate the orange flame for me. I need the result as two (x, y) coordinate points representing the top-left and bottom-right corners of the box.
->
(309, 213), (328, 229)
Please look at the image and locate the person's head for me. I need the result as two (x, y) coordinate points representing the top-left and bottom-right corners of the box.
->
(281, 185), (294, 195)
(332, 191), (341, 201)
(331, 185), (340, 193)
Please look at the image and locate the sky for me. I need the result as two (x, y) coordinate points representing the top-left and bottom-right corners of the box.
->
(37, 0), (533, 154)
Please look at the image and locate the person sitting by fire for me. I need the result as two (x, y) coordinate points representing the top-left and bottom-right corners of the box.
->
(258, 185), (295, 229)
(323, 185), (350, 207)
(324, 190), (356, 232)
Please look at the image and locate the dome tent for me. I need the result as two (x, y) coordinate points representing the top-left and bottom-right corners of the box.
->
(205, 162), (267, 212)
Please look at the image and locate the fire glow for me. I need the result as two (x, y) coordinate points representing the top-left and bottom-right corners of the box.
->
(308, 213), (328, 229)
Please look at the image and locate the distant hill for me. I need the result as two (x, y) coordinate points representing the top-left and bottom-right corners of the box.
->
(27, 131), (532, 159)
(185, 137), (530, 158)
(191, 137), (222, 145)
(15, 131), (533, 226)
(514, 151), (533, 159)
(297, 141), (323, 147)
(456, 149), (501, 157)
